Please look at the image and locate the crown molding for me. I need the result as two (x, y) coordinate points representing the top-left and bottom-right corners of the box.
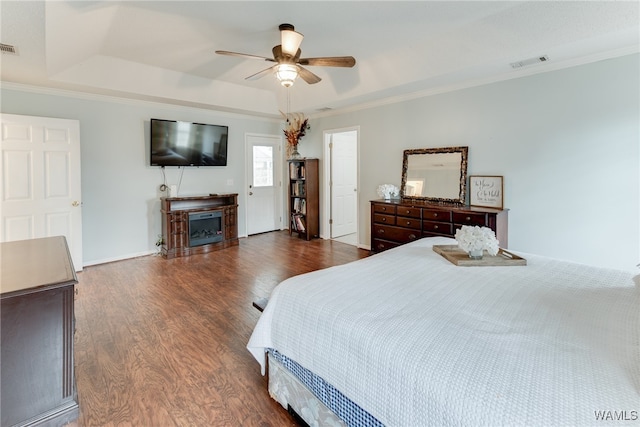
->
(310, 47), (639, 120)
(0, 81), (281, 123)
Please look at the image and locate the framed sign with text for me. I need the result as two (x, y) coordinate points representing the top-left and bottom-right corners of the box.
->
(469, 176), (503, 209)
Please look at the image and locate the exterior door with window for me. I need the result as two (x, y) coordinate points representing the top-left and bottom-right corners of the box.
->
(246, 134), (281, 235)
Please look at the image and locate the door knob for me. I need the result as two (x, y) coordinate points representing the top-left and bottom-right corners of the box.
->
(72, 201), (80, 207)
(249, 192), (253, 195)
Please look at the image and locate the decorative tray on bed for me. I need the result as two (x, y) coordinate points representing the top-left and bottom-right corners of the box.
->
(433, 245), (527, 267)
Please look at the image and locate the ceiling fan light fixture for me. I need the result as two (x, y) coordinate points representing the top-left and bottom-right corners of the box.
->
(280, 24), (304, 56)
(275, 63), (299, 87)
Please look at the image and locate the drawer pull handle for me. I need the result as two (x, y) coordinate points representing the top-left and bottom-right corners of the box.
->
(434, 225), (439, 229)
(382, 207), (386, 211)
(466, 216), (471, 221)
(378, 229), (385, 234)
(409, 234), (417, 240)
(378, 243), (385, 250)
(433, 213), (438, 218)
(406, 221), (411, 225)
(382, 218), (386, 222)
(405, 210), (410, 214)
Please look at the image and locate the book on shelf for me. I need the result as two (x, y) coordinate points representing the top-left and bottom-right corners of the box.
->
(293, 214), (306, 233)
(293, 198), (307, 214)
(289, 162), (306, 179)
(291, 182), (306, 197)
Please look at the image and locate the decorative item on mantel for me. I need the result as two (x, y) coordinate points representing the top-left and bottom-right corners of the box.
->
(377, 184), (399, 200)
(454, 225), (499, 259)
(281, 111), (310, 159)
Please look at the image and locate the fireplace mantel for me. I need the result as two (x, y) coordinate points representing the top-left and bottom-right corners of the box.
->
(160, 194), (238, 259)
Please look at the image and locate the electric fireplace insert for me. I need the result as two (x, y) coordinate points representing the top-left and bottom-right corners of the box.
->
(188, 211), (223, 247)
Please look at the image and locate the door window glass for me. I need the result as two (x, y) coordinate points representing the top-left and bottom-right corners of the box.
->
(253, 145), (273, 187)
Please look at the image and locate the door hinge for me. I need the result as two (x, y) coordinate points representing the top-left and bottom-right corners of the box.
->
(329, 219), (333, 225)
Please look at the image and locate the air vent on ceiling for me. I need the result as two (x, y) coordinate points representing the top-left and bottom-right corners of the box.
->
(510, 55), (548, 69)
(0, 43), (18, 55)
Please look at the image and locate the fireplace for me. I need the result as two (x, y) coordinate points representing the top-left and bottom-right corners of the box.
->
(188, 211), (223, 247)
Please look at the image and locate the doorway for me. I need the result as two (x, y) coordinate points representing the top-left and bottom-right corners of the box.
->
(246, 134), (282, 235)
(0, 113), (83, 270)
(323, 127), (359, 246)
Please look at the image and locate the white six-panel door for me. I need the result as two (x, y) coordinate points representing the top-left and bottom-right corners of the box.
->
(329, 130), (358, 238)
(0, 114), (83, 271)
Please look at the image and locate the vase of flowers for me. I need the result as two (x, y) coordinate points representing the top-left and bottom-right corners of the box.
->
(376, 184), (399, 200)
(454, 225), (499, 259)
(282, 112), (310, 159)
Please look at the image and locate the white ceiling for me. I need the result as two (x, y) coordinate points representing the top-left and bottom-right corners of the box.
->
(1, 1), (638, 118)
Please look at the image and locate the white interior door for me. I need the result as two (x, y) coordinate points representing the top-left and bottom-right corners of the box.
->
(246, 134), (281, 235)
(0, 113), (83, 271)
(327, 129), (358, 238)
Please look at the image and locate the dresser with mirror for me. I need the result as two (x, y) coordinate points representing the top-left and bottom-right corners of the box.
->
(371, 146), (508, 253)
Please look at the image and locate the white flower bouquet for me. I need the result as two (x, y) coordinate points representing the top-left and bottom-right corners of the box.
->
(377, 184), (399, 200)
(454, 225), (499, 256)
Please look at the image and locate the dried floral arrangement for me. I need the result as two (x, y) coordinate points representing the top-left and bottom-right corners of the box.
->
(280, 111), (310, 157)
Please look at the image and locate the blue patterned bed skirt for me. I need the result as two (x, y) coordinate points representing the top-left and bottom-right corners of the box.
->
(268, 349), (384, 427)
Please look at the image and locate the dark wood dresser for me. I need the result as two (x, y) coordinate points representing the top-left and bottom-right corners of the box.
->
(371, 199), (508, 253)
(1, 236), (79, 427)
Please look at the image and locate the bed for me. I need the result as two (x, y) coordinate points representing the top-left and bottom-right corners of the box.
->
(248, 236), (639, 426)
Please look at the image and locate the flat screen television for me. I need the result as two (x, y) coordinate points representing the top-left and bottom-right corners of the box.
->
(150, 118), (228, 166)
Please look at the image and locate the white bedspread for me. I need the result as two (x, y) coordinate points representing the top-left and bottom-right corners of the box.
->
(248, 237), (640, 426)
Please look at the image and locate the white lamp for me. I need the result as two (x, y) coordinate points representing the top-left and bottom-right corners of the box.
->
(275, 64), (299, 87)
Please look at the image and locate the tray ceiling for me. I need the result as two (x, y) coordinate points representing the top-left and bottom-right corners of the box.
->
(1, 1), (638, 117)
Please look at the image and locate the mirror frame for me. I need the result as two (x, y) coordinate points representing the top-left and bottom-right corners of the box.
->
(400, 146), (469, 204)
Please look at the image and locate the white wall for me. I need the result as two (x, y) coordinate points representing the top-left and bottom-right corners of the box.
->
(2, 54), (638, 270)
(0, 86), (281, 265)
(308, 54), (640, 271)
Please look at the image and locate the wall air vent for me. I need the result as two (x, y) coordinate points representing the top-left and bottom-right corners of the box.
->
(510, 55), (548, 69)
(0, 43), (18, 55)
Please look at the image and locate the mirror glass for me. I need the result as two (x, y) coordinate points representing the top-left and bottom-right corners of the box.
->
(400, 146), (468, 203)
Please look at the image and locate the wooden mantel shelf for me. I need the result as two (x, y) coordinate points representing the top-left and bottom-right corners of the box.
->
(160, 193), (239, 259)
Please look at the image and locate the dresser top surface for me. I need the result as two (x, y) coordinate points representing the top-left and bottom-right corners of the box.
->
(371, 199), (507, 213)
(1, 236), (77, 297)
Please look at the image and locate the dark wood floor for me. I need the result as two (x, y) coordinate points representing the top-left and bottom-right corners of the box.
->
(73, 231), (369, 426)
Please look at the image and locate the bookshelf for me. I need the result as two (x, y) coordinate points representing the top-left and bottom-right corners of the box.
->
(288, 158), (319, 240)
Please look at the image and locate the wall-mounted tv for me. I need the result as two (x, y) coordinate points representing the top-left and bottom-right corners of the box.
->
(150, 118), (228, 167)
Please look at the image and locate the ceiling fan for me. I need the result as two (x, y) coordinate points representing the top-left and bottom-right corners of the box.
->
(215, 23), (356, 87)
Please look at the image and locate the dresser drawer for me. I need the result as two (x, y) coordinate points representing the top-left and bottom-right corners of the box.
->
(395, 216), (421, 230)
(373, 213), (395, 225)
(373, 224), (420, 243)
(453, 211), (488, 226)
(422, 209), (452, 222)
(373, 204), (396, 215)
(423, 220), (453, 235)
(396, 206), (421, 218)
(372, 238), (402, 252)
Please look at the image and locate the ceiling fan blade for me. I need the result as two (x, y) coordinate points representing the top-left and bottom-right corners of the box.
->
(298, 56), (356, 67)
(298, 66), (322, 84)
(245, 65), (276, 81)
(279, 23), (304, 57)
(215, 50), (275, 62)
